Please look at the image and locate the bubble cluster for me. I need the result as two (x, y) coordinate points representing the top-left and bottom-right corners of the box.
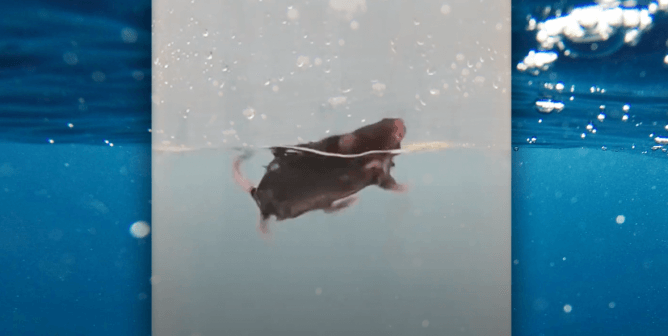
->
(517, 51), (558, 72)
(518, 2), (666, 72)
(371, 81), (386, 97)
(535, 99), (564, 113)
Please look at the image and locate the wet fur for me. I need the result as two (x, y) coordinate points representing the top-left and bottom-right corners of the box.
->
(233, 118), (407, 234)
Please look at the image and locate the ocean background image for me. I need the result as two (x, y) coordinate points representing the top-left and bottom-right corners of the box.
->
(0, 0), (666, 335)
(512, 0), (668, 335)
(0, 0), (152, 335)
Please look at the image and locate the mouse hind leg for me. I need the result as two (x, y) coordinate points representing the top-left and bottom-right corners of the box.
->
(324, 195), (358, 214)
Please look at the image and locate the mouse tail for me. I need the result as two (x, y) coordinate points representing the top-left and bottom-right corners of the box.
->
(233, 153), (255, 193)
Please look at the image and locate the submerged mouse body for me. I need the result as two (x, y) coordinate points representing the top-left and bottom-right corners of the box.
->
(233, 118), (407, 234)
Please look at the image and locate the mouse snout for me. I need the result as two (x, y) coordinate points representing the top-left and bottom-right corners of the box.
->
(392, 119), (406, 142)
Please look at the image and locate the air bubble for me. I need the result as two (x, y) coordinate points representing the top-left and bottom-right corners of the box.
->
(287, 7), (299, 20)
(121, 28), (138, 43)
(243, 107), (256, 120)
(441, 4), (451, 15)
(129, 221), (151, 238)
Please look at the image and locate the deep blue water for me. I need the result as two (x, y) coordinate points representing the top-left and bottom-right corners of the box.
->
(512, 1), (668, 335)
(0, 0), (151, 335)
(1, 0), (667, 335)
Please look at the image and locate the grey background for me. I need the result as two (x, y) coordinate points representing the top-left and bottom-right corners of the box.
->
(152, 0), (511, 335)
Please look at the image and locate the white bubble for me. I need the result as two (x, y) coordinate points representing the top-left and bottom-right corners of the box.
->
(121, 27), (138, 43)
(243, 107), (256, 120)
(296, 55), (310, 67)
(563, 304), (572, 313)
(616, 215), (625, 224)
(350, 20), (359, 30)
(328, 96), (347, 107)
(422, 320), (429, 327)
(129, 221), (151, 238)
(608, 301), (616, 308)
(63, 52), (78, 66)
(440, 4), (451, 15)
(132, 70), (145, 81)
(371, 81), (386, 96)
(287, 7), (299, 20)
(338, 39), (345, 46)
(535, 100), (564, 113)
(92, 71), (106, 82)
(315, 287), (322, 295)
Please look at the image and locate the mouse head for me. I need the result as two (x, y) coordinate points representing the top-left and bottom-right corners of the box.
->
(338, 118), (407, 154)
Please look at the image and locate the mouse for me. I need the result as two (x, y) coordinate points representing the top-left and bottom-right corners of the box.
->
(233, 118), (407, 235)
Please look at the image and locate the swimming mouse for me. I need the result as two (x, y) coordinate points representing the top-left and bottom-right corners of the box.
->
(233, 118), (407, 235)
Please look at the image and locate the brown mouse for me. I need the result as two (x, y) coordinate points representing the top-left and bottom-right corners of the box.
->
(233, 118), (407, 235)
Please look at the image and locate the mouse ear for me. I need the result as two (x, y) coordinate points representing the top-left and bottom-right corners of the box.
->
(270, 147), (285, 157)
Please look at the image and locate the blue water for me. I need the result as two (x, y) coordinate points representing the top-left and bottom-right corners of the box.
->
(512, 1), (668, 335)
(2, 0), (667, 335)
(0, 1), (151, 335)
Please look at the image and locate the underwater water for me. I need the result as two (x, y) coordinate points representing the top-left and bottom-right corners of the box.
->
(0, 0), (152, 335)
(512, 1), (668, 335)
(152, 0), (511, 335)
